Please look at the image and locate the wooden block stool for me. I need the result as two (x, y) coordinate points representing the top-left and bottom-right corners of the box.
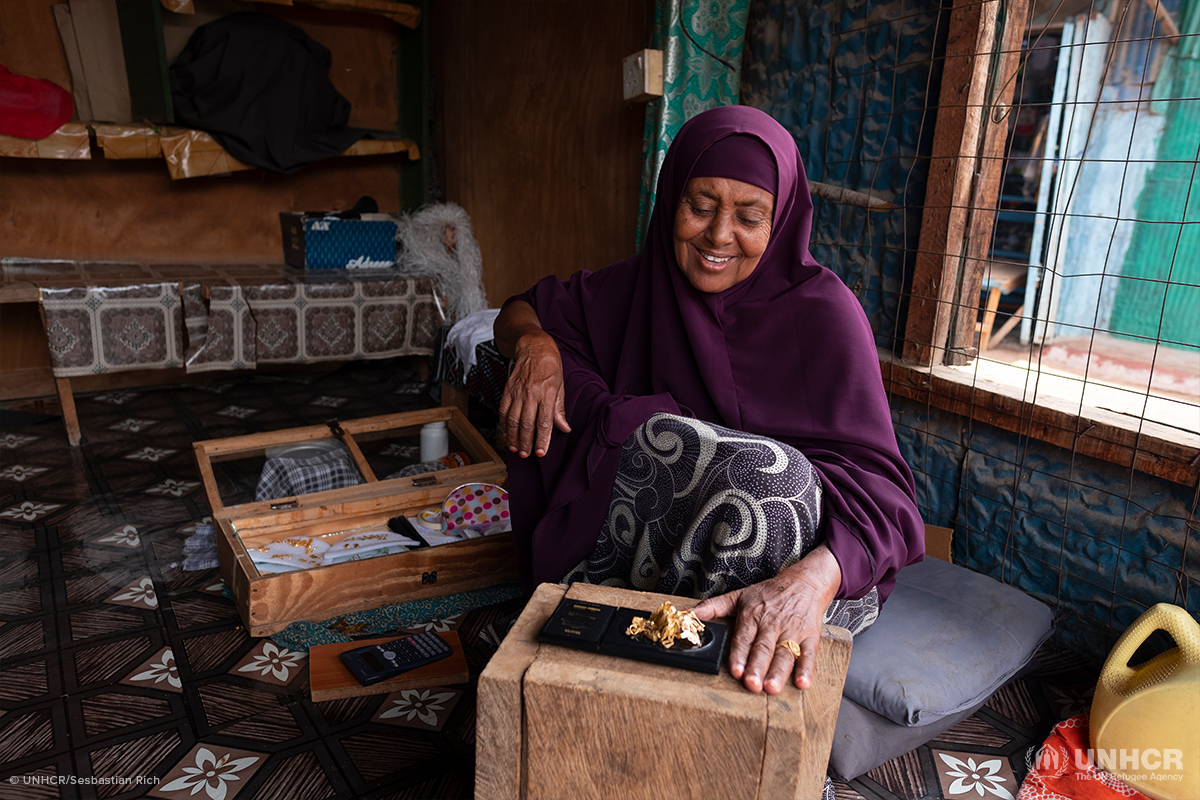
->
(477, 582), (853, 800)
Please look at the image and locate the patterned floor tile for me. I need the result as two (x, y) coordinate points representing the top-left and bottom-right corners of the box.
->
(78, 690), (175, 738)
(94, 524), (142, 548)
(0, 501), (65, 522)
(108, 418), (158, 433)
(73, 636), (157, 690)
(242, 749), (341, 800)
(144, 479), (202, 498)
(0, 362), (1102, 800)
(372, 688), (463, 732)
(148, 743), (268, 800)
(66, 606), (153, 643)
(0, 658), (52, 705)
(0, 432), (42, 449)
(0, 701), (68, 767)
(0, 465), (51, 482)
(104, 577), (159, 610)
(182, 628), (252, 674)
(215, 405), (259, 419)
(168, 594), (240, 629)
(0, 619), (49, 659)
(85, 727), (184, 799)
(933, 749), (1019, 800)
(229, 641), (307, 686)
(124, 447), (180, 463)
(336, 730), (441, 784)
(121, 646), (183, 693)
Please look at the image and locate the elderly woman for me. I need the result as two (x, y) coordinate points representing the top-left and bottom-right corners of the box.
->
(495, 105), (923, 696)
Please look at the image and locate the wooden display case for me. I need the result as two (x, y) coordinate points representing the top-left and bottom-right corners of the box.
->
(193, 406), (515, 637)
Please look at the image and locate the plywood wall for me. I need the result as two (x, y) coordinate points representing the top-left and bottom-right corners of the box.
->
(430, 1), (647, 307)
(0, 0), (405, 264)
(0, 0), (646, 397)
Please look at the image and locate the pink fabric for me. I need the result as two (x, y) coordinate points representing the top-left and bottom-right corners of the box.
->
(506, 104), (924, 601)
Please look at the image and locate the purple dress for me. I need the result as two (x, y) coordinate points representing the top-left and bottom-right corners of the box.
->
(505, 105), (924, 607)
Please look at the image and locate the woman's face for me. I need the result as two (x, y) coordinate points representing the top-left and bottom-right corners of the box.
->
(673, 176), (775, 294)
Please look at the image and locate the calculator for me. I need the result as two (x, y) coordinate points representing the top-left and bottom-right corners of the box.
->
(339, 631), (454, 686)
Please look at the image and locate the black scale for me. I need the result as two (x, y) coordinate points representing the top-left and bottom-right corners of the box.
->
(538, 597), (728, 675)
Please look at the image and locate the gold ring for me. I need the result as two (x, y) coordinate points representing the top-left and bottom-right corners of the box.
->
(776, 640), (803, 658)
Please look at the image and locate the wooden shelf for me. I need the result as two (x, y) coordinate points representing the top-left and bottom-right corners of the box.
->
(0, 123), (418, 180)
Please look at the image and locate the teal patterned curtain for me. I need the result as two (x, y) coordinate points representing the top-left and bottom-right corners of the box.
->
(636, 0), (751, 249)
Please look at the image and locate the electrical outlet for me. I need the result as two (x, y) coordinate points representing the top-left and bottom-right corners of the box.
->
(622, 49), (663, 103)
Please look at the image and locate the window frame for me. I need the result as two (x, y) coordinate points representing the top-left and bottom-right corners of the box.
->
(897, 0), (1198, 488)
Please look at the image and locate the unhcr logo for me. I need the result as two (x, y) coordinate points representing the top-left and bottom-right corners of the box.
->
(1026, 744), (1186, 780)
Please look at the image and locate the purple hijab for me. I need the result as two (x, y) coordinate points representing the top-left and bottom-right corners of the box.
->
(508, 105), (923, 602)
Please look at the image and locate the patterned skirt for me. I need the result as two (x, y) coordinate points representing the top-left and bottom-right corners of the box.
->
(565, 413), (879, 635)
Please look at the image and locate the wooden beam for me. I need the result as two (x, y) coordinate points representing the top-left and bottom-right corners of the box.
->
(880, 353), (1200, 487)
(904, 0), (1001, 366)
(946, 0), (1034, 365)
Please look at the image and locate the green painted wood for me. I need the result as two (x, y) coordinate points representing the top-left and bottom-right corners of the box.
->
(115, 0), (173, 123)
(398, 0), (429, 212)
(1111, 0), (1199, 350)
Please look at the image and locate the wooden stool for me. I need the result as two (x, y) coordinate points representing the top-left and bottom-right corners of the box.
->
(477, 582), (853, 800)
(977, 262), (1028, 352)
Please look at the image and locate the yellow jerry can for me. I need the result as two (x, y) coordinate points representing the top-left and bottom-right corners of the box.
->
(1090, 603), (1200, 800)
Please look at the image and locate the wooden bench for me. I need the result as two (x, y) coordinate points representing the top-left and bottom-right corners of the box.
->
(1, 261), (443, 446)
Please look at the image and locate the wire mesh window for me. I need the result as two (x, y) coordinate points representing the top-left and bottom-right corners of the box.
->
(742, 0), (1197, 664)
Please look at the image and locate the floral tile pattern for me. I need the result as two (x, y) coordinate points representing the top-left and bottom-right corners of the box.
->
(215, 406), (258, 419)
(110, 418), (157, 433)
(96, 525), (140, 548)
(149, 744), (267, 800)
(0, 501), (64, 521)
(0, 359), (1093, 800)
(144, 479), (201, 497)
(229, 641), (306, 686)
(373, 687), (463, 731)
(933, 750), (1018, 800)
(0, 432), (42, 448)
(105, 577), (159, 609)
(0, 465), (50, 481)
(310, 395), (348, 407)
(121, 647), (183, 692)
(125, 447), (178, 462)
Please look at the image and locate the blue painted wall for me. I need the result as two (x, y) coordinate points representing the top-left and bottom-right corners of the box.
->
(742, 0), (1199, 663)
(892, 396), (1196, 664)
(741, 0), (946, 349)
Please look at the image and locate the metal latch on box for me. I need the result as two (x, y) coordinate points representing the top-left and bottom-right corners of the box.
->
(270, 499), (299, 510)
(412, 476), (438, 487)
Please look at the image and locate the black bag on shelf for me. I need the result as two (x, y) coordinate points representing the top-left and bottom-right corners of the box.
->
(169, 12), (367, 175)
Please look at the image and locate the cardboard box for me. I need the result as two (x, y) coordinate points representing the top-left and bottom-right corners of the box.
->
(193, 407), (516, 637)
(279, 211), (400, 270)
(476, 582), (853, 800)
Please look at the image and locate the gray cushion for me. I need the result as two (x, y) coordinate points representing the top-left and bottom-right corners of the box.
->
(842, 557), (1054, 728)
(829, 695), (986, 781)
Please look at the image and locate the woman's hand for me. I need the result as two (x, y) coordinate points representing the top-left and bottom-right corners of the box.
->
(494, 301), (571, 458)
(692, 544), (842, 694)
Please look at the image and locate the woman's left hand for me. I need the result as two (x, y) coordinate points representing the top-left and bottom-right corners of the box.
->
(692, 544), (842, 694)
